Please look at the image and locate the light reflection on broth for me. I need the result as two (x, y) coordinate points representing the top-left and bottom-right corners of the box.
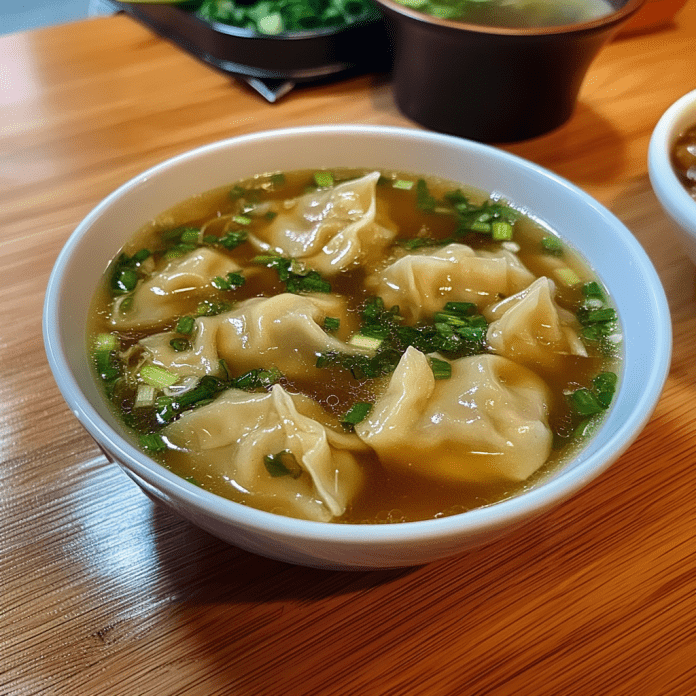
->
(89, 169), (621, 523)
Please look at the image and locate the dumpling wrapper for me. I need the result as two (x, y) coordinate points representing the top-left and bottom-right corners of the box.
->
(365, 242), (536, 323)
(139, 292), (367, 380)
(355, 347), (553, 484)
(163, 384), (365, 522)
(485, 276), (587, 374)
(110, 247), (242, 330)
(249, 171), (397, 276)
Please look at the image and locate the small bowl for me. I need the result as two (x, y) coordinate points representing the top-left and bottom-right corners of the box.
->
(44, 125), (671, 570)
(374, 0), (645, 142)
(648, 88), (696, 264)
(112, 0), (389, 82)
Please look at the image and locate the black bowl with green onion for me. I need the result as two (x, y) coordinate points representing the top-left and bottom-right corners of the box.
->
(113, 0), (388, 82)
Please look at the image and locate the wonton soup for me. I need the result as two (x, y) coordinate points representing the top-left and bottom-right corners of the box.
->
(390, 0), (614, 28)
(89, 169), (621, 523)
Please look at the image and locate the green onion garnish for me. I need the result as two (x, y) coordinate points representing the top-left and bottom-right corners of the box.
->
(323, 317), (340, 332)
(541, 235), (563, 255)
(140, 364), (179, 389)
(568, 388), (605, 416)
(392, 179), (414, 190)
(341, 402), (373, 429)
(429, 357), (452, 380)
(169, 338), (191, 352)
(94, 333), (119, 351)
(554, 268), (582, 287)
(139, 433), (167, 452)
(313, 171), (334, 188)
(134, 384), (156, 408)
(175, 315), (195, 335)
(264, 450), (302, 478)
(491, 221), (513, 241)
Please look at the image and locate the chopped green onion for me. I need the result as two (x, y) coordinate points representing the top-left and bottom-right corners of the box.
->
(169, 338), (191, 352)
(554, 268), (582, 287)
(94, 350), (121, 382)
(579, 307), (617, 325)
(139, 433), (167, 452)
(470, 221), (491, 233)
(415, 179), (437, 212)
(257, 12), (283, 34)
(180, 228), (200, 244)
(232, 215), (252, 226)
(134, 384), (156, 408)
(94, 333), (119, 351)
(348, 334), (383, 351)
(582, 281), (605, 301)
(113, 268), (138, 294)
(392, 179), (414, 190)
(568, 388), (605, 416)
(196, 299), (232, 316)
(264, 450), (302, 478)
(592, 372), (618, 408)
(323, 317), (340, 332)
(541, 235), (563, 255)
(429, 357), (452, 380)
(217, 230), (248, 250)
(234, 367), (283, 391)
(211, 271), (245, 291)
(175, 315), (195, 335)
(313, 171), (334, 188)
(341, 402), (373, 428)
(491, 221), (513, 240)
(140, 364), (179, 389)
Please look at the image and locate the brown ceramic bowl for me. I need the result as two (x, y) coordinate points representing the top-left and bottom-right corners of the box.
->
(374, 0), (645, 142)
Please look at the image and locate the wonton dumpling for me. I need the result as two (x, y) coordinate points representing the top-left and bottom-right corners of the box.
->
(163, 385), (365, 521)
(139, 292), (366, 380)
(249, 172), (396, 276)
(365, 242), (536, 323)
(485, 276), (587, 373)
(355, 347), (553, 484)
(110, 248), (242, 330)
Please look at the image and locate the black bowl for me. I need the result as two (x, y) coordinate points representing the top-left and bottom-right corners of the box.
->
(374, 0), (645, 142)
(111, 0), (389, 82)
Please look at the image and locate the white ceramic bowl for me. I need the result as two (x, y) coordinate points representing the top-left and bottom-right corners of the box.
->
(44, 125), (672, 570)
(649, 88), (696, 264)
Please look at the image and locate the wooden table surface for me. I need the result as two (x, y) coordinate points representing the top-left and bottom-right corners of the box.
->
(2, 4), (696, 694)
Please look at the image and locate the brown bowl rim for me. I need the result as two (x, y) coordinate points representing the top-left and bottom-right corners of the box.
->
(373, 0), (646, 36)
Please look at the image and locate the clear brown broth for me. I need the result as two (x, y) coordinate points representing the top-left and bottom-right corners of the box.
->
(89, 169), (620, 523)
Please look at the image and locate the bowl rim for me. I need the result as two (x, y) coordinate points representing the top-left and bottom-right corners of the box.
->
(648, 88), (696, 235)
(44, 124), (672, 547)
(372, 0), (645, 37)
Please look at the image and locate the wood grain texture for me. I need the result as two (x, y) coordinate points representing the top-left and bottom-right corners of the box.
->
(1, 6), (696, 695)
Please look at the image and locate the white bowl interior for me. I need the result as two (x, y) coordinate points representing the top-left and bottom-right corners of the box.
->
(649, 88), (696, 259)
(44, 125), (672, 568)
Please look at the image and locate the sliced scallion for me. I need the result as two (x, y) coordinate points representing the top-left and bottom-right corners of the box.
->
(341, 402), (373, 428)
(429, 357), (452, 380)
(141, 364), (179, 389)
(94, 333), (119, 352)
(554, 268), (582, 287)
(313, 171), (334, 188)
(264, 450), (302, 478)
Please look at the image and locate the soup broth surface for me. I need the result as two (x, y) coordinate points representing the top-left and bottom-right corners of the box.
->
(392, 0), (614, 28)
(89, 168), (621, 523)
